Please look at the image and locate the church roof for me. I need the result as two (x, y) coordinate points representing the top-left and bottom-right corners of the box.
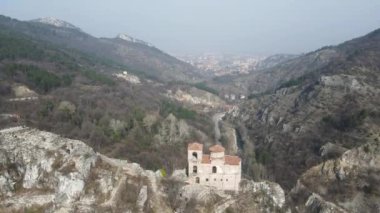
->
(209, 144), (225, 153)
(225, 155), (241, 165)
(188, 142), (203, 151)
(200, 154), (241, 165)
(201, 155), (211, 164)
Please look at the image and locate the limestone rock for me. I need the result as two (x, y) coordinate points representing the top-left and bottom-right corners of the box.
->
(240, 180), (286, 208)
(171, 169), (187, 182)
(12, 84), (38, 98)
(292, 139), (380, 212)
(167, 87), (225, 108)
(0, 127), (171, 212)
(305, 193), (347, 213)
(282, 123), (292, 132)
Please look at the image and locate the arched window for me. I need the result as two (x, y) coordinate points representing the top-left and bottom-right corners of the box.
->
(212, 166), (217, 173)
(196, 177), (200, 183)
(192, 152), (198, 159)
(193, 166), (197, 173)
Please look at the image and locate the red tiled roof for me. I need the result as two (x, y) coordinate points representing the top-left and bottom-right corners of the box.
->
(188, 142), (203, 151)
(201, 154), (211, 164)
(224, 155), (241, 165)
(209, 144), (225, 153)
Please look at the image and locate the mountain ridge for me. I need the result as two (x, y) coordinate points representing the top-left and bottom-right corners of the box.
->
(0, 14), (203, 83)
(30, 17), (80, 30)
(116, 33), (154, 47)
(207, 27), (380, 95)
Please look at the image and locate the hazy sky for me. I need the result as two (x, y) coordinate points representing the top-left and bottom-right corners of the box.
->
(1, 0), (380, 55)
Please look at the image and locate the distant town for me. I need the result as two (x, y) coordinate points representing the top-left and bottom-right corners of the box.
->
(178, 54), (266, 76)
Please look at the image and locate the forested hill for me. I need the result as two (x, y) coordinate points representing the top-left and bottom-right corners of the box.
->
(0, 21), (214, 175)
(0, 15), (204, 82)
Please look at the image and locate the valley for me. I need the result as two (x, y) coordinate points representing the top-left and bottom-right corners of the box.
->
(0, 13), (379, 213)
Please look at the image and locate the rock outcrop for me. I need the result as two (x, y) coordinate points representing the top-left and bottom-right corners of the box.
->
(167, 87), (225, 110)
(0, 126), (287, 212)
(168, 179), (286, 213)
(0, 126), (171, 212)
(289, 136), (380, 212)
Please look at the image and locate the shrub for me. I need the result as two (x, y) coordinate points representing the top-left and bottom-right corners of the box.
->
(248, 91), (272, 99)
(322, 109), (368, 131)
(192, 82), (219, 95)
(363, 145), (370, 153)
(39, 101), (55, 117)
(160, 168), (167, 177)
(278, 77), (304, 89)
(81, 69), (115, 86)
(159, 101), (196, 120)
(256, 149), (272, 165)
(4, 64), (62, 92)
(62, 74), (73, 86)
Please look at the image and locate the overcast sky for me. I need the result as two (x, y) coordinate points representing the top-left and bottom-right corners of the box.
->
(1, 0), (380, 55)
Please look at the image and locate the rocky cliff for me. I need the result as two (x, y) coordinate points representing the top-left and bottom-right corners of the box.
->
(289, 135), (380, 212)
(0, 126), (171, 212)
(0, 127), (287, 212)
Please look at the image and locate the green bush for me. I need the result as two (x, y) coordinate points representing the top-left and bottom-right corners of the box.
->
(256, 150), (272, 165)
(81, 70), (115, 86)
(278, 77), (304, 89)
(160, 168), (167, 177)
(62, 74), (73, 86)
(248, 91), (272, 99)
(4, 64), (62, 92)
(159, 101), (196, 120)
(39, 101), (55, 117)
(192, 82), (219, 95)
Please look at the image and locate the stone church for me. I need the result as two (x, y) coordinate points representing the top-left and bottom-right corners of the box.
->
(187, 142), (241, 191)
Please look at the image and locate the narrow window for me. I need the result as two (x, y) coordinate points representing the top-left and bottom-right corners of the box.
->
(226, 179), (228, 182)
(206, 178), (209, 182)
(212, 166), (217, 173)
(196, 177), (200, 183)
(193, 166), (197, 173)
(214, 178), (216, 181)
(192, 152), (198, 159)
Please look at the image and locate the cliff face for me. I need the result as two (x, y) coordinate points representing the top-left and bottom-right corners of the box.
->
(289, 135), (380, 212)
(0, 127), (286, 212)
(166, 87), (225, 110)
(0, 127), (171, 212)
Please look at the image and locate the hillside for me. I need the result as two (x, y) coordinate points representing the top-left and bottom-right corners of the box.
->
(224, 28), (380, 193)
(209, 30), (380, 97)
(0, 15), (203, 83)
(0, 24), (216, 175)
